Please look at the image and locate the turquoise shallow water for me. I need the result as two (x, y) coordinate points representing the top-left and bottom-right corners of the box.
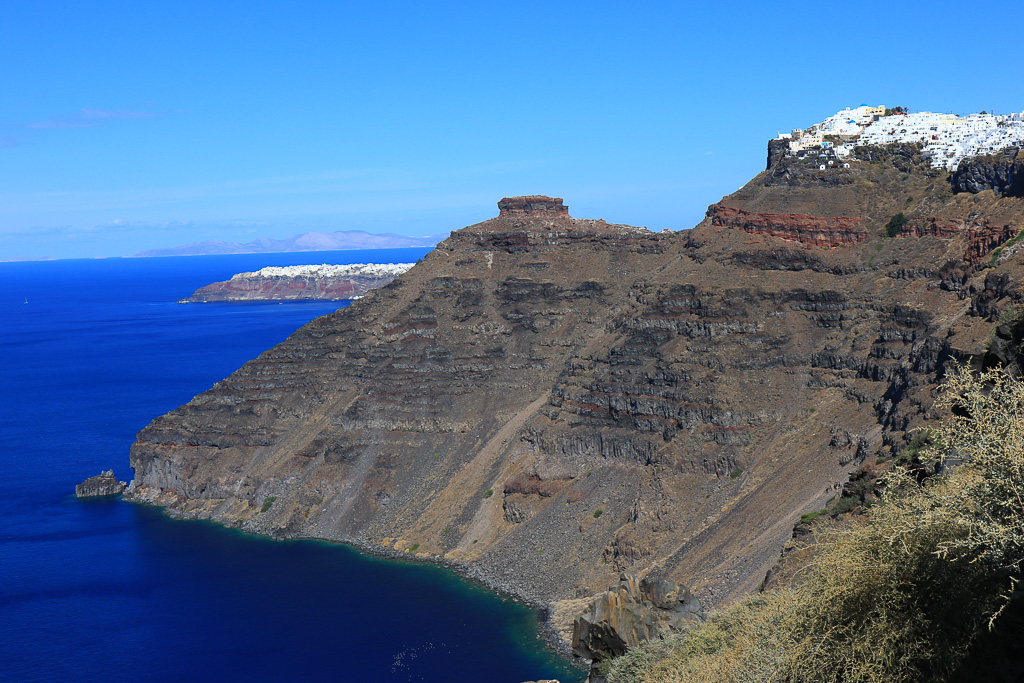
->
(0, 250), (584, 682)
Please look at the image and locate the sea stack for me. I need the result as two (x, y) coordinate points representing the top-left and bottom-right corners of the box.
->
(75, 470), (127, 498)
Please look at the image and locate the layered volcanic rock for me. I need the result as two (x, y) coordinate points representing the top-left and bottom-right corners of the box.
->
(707, 203), (867, 247)
(183, 263), (414, 302)
(498, 195), (570, 217)
(126, 166), (1024, 645)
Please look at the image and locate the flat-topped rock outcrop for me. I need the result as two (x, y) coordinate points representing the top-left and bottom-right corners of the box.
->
(183, 263), (415, 302)
(498, 195), (570, 217)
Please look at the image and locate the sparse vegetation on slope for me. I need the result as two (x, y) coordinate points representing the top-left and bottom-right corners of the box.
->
(608, 365), (1024, 683)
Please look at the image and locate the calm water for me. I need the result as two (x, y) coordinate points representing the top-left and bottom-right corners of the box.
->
(0, 250), (584, 682)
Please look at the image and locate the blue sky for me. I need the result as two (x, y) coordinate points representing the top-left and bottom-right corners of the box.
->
(2, 1), (1022, 260)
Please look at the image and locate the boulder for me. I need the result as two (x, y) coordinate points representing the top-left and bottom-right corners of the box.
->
(75, 470), (127, 498)
(571, 573), (703, 663)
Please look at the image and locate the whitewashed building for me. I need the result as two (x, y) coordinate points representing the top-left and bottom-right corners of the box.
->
(784, 105), (1024, 170)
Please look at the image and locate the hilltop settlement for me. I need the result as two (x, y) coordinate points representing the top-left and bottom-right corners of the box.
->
(776, 104), (1024, 170)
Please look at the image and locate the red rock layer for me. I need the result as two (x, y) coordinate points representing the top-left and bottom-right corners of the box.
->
(900, 218), (1018, 262)
(708, 203), (867, 247)
(966, 223), (1018, 261)
(498, 195), (570, 217)
(898, 217), (963, 239)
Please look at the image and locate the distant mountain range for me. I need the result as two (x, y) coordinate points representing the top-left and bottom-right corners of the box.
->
(130, 230), (447, 257)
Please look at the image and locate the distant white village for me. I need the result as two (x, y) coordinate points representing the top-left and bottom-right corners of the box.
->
(231, 263), (415, 280)
(779, 105), (1024, 170)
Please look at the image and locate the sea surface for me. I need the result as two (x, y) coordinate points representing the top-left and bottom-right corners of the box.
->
(0, 250), (585, 683)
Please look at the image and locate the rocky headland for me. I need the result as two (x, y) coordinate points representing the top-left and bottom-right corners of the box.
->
(122, 135), (1024, 672)
(182, 263), (414, 302)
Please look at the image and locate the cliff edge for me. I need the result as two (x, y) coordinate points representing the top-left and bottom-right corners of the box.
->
(125, 170), (1024, 640)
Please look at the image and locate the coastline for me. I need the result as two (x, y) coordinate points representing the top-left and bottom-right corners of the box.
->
(120, 492), (588, 674)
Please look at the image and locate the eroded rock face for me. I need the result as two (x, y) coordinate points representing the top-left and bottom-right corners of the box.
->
(498, 195), (569, 217)
(571, 573), (702, 662)
(123, 179), (1024, 629)
(898, 218), (1017, 263)
(767, 138), (790, 169)
(76, 470), (126, 498)
(707, 203), (867, 247)
(952, 150), (1024, 197)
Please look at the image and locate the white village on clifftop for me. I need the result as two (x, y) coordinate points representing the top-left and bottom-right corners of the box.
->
(779, 105), (1024, 170)
(230, 263), (415, 280)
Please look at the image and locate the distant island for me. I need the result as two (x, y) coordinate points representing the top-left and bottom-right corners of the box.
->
(182, 262), (415, 302)
(132, 229), (445, 258)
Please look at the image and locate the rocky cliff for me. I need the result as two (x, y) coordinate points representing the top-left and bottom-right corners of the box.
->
(126, 162), (1024, 646)
(951, 148), (1023, 197)
(183, 263), (414, 302)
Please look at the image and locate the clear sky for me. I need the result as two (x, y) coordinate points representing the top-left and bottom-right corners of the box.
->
(2, 0), (1023, 260)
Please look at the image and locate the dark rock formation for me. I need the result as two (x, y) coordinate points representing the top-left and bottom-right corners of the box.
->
(951, 149), (1024, 197)
(767, 138), (790, 169)
(571, 573), (702, 662)
(707, 203), (867, 247)
(75, 470), (126, 498)
(853, 142), (928, 172)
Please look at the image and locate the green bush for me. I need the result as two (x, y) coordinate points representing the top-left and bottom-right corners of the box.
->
(885, 212), (909, 237)
(260, 496), (277, 513)
(896, 429), (933, 465)
(484, 488), (493, 498)
(829, 495), (859, 517)
(593, 509), (604, 518)
(800, 509), (827, 523)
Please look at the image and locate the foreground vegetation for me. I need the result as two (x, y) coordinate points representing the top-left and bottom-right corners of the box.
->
(608, 366), (1024, 683)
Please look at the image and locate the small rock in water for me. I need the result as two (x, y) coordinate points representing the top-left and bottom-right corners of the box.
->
(75, 469), (127, 498)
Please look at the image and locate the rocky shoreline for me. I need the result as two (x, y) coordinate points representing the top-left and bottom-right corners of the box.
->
(117, 490), (587, 670)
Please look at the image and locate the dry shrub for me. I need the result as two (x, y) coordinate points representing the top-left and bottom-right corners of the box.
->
(609, 366), (1024, 683)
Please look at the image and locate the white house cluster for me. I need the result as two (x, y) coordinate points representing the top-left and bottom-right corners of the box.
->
(778, 105), (1024, 170)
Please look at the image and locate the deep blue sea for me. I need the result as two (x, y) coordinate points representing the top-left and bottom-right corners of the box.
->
(0, 250), (584, 683)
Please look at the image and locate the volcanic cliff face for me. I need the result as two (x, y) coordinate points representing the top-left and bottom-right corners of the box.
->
(127, 169), (1024, 627)
(951, 148), (1023, 197)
